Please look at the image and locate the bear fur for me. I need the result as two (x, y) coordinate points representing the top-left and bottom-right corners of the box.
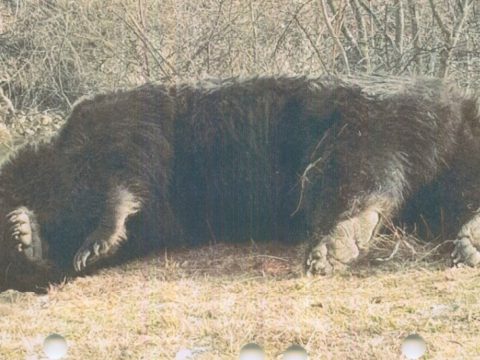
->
(0, 75), (479, 291)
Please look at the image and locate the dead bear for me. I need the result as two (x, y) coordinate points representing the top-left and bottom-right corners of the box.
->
(0, 75), (479, 291)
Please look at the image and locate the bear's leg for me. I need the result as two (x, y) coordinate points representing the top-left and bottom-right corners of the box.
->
(443, 165), (480, 267)
(305, 193), (399, 275)
(73, 183), (142, 272)
(304, 146), (409, 275)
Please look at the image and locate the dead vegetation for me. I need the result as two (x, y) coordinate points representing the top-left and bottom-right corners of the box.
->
(0, 240), (479, 359)
(0, 0), (479, 112)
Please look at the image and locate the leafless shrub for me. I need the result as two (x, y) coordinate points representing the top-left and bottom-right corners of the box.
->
(0, 0), (478, 112)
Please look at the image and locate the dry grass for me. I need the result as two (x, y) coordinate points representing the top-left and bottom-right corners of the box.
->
(0, 240), (479, 359)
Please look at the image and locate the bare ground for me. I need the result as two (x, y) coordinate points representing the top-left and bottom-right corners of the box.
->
(0, 240), (479, 360)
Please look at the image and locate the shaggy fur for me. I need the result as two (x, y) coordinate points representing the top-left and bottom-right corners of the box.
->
(0, 75), (479, 291)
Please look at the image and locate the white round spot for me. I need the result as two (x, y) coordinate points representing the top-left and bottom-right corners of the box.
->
(43, 334), (67, 360)
(401, 334), (426, 359)
(282, 344), (308, 360)
(175, 348), (193, 360)
(239, 343), (265, 360)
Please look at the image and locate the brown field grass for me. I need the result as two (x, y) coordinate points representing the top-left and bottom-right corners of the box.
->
(0, 240), (479, 359)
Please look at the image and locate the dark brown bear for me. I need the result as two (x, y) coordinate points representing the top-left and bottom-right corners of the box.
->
(0, 75), (479, 291)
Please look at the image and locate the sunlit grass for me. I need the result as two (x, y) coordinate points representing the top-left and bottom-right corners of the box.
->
(0, 241), (479, 359)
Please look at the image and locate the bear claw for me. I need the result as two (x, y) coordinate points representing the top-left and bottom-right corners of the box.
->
(73, 238), (110, 272)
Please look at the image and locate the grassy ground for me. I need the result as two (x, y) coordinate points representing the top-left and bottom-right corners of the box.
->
(0, 241), (479, 359)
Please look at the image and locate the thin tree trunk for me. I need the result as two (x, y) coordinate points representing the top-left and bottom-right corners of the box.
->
(407, 0), (421, 71)
(319, 0), (350, 74)
(327, 0), (362, 57)
(349, 0), (370, 72)
(394, 0), (404, 54)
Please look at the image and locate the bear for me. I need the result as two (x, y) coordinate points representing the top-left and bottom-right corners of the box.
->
(0, 75), (479, 291)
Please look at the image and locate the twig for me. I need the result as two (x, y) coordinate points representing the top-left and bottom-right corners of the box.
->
(407, 0), (422, 70)
(349, 0), (370, 72)
(0, 87), (15, 115)
(310, 128), (331, 160)
(402, 239), (417, 255)
(394, 0), (404, 54)
(428, 0), (451, 40)
(417, 239), (454, 261)
(270, 0), (314, 60)
(375, 240), (401, 262)
(327, 0), (362, 57)
(290, 153), (327, 216)
(248, 0), (257, 67)
(319, 0), (350, 74)
(357, 0), (396, 51)
(254, 255), (289, 262)
(137, 0), (150, 81)
(291, 124), (348, 216)
(181, 0), (227, 74)
(113, 10), (177, 79)
(293, 15), (328, 73)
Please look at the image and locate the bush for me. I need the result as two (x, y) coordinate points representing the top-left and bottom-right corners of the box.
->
(0, 0), (479, 112)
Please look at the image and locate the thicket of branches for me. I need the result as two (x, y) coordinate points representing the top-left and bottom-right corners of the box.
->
(0, 0), (479, 111)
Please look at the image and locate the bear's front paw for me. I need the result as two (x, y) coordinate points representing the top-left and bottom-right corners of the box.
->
(73, 235), (114, 272)
(6, 207), (44, 263)
(306, 242), (334, 276)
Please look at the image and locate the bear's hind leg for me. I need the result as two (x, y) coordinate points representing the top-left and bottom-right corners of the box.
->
(443, 160), (480, 267)
(306, 194), (397, 275)
(304, 145), (409, 275)
(452, 214), (480, 267)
